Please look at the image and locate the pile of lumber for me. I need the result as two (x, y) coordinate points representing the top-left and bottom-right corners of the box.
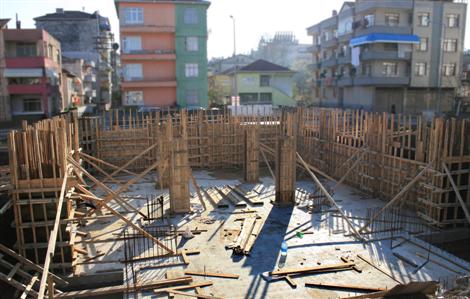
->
(226, 214), (265, 255)
(269, 262), (356, 277)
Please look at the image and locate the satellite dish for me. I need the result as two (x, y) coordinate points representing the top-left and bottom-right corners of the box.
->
(112, 43), (119, 51)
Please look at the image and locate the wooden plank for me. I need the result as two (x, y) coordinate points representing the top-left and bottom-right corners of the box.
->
(184, 270), (239, 279)
(356, 254), (403, 284)
(270, 262), (355, 276)
(166, 290), (222, 299)
(55, 277), (193, 298)
(154, 281), (213, 294)
(7, 263), (21, 280)
(37, 171), (69, 299)
(285, 275), (297, 289)
(305, 281), (387, 292)
(20, 273), (39, 299)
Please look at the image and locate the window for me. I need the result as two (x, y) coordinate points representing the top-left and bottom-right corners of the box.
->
(361, 63), (372, 76)
(383, 62), (398, 76)
(260, 75), (271, 87)
(16, 43), (36, 57)
(23, 98), (42, 112)
(418, 12), (430, 26)
(385, 13), (400, 26)
(384, 43), (398, 51)
(56, 50), (60, 63)
(442, 64), (456, 76)
(48, 45), (53, 58)
(185, 63), (199, 77)
(122, 36), (142, 53)
(239, 93), (258, 104)
(364, 14), (375, 27)
(415, 63), (427, 76)
(185, 89), (198, 105)
(124, 91), (144, 106)
(446, 14), (459, 28)
(259, 93), (272, 104)
(8, 77), (41, 85)
(186, 37), (199, 51)
(443, 39), (458, 52)
(124, 7), (143, 24)
(184, 8), (199, 24)
(417, 38), (428, 51)
(123, 64), (143, 81)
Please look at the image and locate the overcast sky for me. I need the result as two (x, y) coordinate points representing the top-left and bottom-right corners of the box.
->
(1, 0), (470, 59)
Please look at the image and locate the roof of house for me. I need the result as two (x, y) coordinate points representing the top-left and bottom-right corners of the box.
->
(35, 10), (99, 20)
(0, 19), (10, 29)
(238, 59), (292, 72)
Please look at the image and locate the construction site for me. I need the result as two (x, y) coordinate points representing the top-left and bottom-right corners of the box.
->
(0, 107), (469, 298)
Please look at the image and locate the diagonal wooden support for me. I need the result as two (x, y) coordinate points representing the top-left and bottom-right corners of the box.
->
(442, 162), (470, 225)
(38, 169), (70, 299)
(67, 157), (138, 214)
(79, 152), (140, 177)
(332, 146), (367, 178)
(359, 162), (434, 233)
(261, 143), (338, 183)
(100, 143), (159, 184)
(332, 148), (368, 190)
(80, 154), (123, 186)
(260, 148), (275, 181)
(72, 186), (174, 254)
(297, 152), (364, 240)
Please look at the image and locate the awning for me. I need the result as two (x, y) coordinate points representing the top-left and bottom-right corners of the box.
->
(4, 68), (43, 77)
(350, 33), (420, 47)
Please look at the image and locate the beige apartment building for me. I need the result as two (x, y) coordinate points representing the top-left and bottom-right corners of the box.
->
(307, 0), (467, 114)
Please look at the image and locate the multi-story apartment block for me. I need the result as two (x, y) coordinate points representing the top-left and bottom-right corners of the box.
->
(35, 9), (115, 110)
(0, 25), (63, 123)
(115, 0), (210, 108)
(307, 0), (467, 114)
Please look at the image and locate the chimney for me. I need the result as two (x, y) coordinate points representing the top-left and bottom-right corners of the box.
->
(15, 13), (20, 29)
(332, 10), (338, 17)
(56, 8), (64, 14)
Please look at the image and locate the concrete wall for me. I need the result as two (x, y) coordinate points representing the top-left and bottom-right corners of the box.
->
(343, 86), (374, 109)
(118, 2), (175, 27)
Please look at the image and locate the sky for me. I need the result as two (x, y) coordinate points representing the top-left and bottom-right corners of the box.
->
(1, 0), (470, 59)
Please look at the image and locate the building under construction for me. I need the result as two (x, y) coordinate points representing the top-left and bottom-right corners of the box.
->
(0, 107), (469, 298)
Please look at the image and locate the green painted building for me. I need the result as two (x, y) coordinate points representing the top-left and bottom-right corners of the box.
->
(221, 59), (296, 107)
(175, 2), (210, 108)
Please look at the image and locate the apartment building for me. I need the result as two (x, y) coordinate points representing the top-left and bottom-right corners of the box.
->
(35, 9), (116, 110)
(307, 0), (467, 114)
(0, 27), (63, 122)
(115, 0), (210, 108)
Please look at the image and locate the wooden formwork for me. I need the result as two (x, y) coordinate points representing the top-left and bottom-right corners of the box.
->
(244, 126), (260, 183)
(75, 108), (469, 228)
(7, 116), (75, 273)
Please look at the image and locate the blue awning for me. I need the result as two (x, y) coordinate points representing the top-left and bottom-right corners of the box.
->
(350, 33), (420, 47)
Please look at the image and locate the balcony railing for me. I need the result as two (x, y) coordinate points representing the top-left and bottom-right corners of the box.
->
(361, 50), (412, 61)
(354, 75), (410, 86)
(337, 55), (351, 65)
(321, 38), (338, 48)
(321, 57), (337, 68)
(355, 25), (412, 36)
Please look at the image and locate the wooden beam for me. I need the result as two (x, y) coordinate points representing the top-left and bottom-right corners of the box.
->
(356, 254), (403, 284)
(79, 152), (139, 177)
(270, 262), (355, 276)
(190, 172), (206, 211)
(442, 162), (470, 225)
(166, 290), (222, 299)
(55, 277), (193, 298)
(332, 149), (368, 190)
(296, 152), (364, 240)
(38, 171), (69, 299)
(260, 148), (275, 181)
(154, 281), (213, 294)
(305, 281), (387, 292)
(359, 162), (433, 233)
(184, 270), (239, 279)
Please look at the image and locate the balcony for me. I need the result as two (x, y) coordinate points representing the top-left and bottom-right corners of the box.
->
(307, 25), (320, 36)
(121, 49), (176, 61)
(337, 77), (353, 87)
(6, 57), (46, 68)
(8, 84), (47, 95)
(120, 25), (175, 33)
(355, 25), (412, 36)
(121, 79), (177, 89)
(355, 0), (412, 14)
(308, 62), (322, 70)
(338, 32), (353, 43)
(321, 57), (337, 68)
(354, 75), (410, 86)
(321, 38), (338, 48)
(361, 50), (411, 61)
(337, 55), (351, 65)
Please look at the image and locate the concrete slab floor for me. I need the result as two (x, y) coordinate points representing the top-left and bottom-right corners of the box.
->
(72, 170), (470, 299)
